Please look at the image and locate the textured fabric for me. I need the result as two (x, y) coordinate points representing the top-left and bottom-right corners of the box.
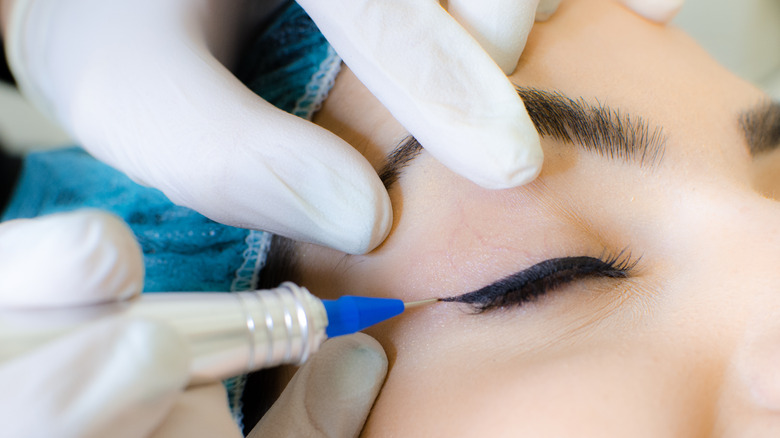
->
(2, 1), (339, 294)
(1, 0), (339, 431)
(235, 1), (341, 118)
(2, 146), (252, 293)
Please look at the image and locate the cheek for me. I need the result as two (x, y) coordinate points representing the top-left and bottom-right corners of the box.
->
(364, 336), (716, 437)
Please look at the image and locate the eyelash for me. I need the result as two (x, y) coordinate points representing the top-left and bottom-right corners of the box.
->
(441, 250), (638, 313)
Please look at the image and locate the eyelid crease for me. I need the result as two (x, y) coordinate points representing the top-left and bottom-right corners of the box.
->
(440, 250), (638, 313)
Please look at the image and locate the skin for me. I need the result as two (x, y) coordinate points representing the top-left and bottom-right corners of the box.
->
(0, 0), (11, 37)
(286, 0), (780, 435)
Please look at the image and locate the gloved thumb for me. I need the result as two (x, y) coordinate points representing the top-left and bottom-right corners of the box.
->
(249, 333), (388, 438)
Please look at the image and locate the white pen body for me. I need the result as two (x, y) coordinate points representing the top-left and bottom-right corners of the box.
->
(0, 282), (328, 384)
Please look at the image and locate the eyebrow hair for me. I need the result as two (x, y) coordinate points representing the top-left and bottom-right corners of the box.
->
(518, 87), (666, 166)
(739, 100), (780, 155)
(378, 136), (424, 188)
(378, 87), (667, 188)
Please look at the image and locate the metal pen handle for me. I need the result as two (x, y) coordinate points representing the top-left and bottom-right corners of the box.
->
(0, 283), (329, 384)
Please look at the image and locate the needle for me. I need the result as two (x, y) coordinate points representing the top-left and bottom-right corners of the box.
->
(403, 298), (439, 309)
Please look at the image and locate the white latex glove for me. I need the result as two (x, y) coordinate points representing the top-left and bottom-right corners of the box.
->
(0, 209), (195, 438)
(618, 0), (685, 23)
(2, 0), (684, 255)
(0, 209), (388, 438)
(248, 333), (388, 438)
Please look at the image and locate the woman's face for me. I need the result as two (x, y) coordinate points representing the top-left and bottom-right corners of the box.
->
(297, 0), (780, 435)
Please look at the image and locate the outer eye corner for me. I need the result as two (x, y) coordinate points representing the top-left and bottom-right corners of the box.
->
(602, 247), (641, 277)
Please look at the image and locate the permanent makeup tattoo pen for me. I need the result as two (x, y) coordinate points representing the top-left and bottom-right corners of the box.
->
(0, 282), (437, 384)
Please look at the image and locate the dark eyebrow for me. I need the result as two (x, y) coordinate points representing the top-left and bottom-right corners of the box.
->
(378, 87), (667, 189)
(378, 136), (423, 188)
(739, 100), (780, 156)
(517, 87), (666, 167)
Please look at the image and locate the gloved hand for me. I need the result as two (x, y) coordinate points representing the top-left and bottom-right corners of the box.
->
(0, 209), (387, 438)
(1, 0), (683, 255)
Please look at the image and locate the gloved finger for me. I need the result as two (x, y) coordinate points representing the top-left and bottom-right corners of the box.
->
(298, 0), (543, 191)
(0, 209), (144, 308)
(249, 333), (388, 438)
(7, 0), (391, 255)
(620, 0), (685, 23)
(71, 36), (391, 255)
(445, 0), (562, 74)
(150, 383), (243, 438)
(0, 317), (190, 438)
(535, 0), (564, 21)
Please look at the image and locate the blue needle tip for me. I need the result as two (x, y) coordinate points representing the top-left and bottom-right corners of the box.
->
(322, 296), (405, 338)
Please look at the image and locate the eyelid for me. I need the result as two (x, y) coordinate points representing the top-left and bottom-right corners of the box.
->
(441, 251), (638, 313)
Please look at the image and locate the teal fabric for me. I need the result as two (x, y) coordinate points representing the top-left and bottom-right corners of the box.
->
(2, 146), (252, 293)
(235, 1), (341, 119)
(2, 1), (340, 294)
(2, 0), (341, 432)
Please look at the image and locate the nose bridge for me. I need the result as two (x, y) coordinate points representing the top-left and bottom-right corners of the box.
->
(722, 196), (780, 295)
(686, 192), (780, 428)
(686, 192), (780, 290)
(657, 188), (780, 328)
(688, 192), (780, 328)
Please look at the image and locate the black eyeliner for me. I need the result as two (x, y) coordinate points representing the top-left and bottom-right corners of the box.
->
(440, 255), (635, 313)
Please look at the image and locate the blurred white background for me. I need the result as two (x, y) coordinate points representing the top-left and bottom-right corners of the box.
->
(674, 0), (780, 97)
(1, 0), (779, 155)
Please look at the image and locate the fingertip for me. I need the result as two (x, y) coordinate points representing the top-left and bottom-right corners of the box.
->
(301, 333), (388, 429)
(535, 0), (563, 21)
(345, 187), (393, 255)
(286, 146), (393, 255)
(484, 138), (544, 189)
(315, 184), (392, 255)
(331, 334), (388, 394)
(430, 112), (544, 190)
(0, 209), (144, 308)
(310, 333), (388, 394)
(621, 0), (685, 23)
(187, 105), (395, 256)
(85, 211), (145, 300)
(472, 140), (543, 189)
(326, 332), (388, 374)
(249, 333), (387, 437)
(446, 0), (536, 75)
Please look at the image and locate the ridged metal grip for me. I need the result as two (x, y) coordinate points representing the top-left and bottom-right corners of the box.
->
(0, 283), (328, 385)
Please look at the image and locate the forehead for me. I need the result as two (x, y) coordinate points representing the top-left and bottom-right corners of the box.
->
(516, 1), (755, 109)
(316, 0), (767, 179)
(516, 1), (767, 171)
(305, 0), (770, 293)
(302, 2), (780, 436)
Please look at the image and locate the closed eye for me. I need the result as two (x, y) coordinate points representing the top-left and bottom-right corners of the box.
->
(440, 251), (638, 313)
